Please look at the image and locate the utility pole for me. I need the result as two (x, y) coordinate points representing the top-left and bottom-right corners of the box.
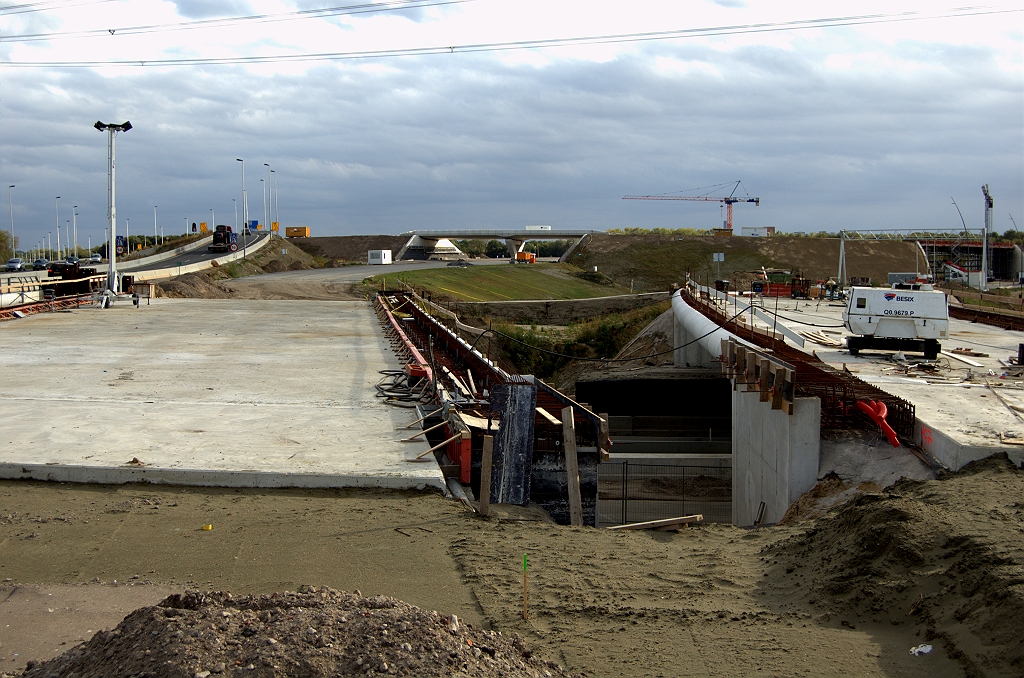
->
(95, 120), (132, 294)
(982, 184), (993, 292)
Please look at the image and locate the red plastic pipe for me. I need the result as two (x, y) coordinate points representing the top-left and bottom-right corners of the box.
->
(856, 400), (900, 448)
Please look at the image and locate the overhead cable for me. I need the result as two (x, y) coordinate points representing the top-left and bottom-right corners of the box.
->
(1, 5), (1019, 68)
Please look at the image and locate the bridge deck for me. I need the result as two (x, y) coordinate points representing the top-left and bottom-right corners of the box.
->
(0, 299), (445, 490)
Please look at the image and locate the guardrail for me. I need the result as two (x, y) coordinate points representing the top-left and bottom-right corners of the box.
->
(131, 234), (273, 281)
(118, 235), (214, 270)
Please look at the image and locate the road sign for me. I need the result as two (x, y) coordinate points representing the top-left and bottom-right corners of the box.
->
(713, 252), (724, 262)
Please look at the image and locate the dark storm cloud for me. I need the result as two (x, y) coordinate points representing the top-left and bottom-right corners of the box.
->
(0, 30), (1021, 250)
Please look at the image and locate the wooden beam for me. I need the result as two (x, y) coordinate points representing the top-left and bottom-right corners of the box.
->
(535, 406), (561, 425)
(479, 435), (493, 517)
(606, 514), (704, 531)
(598, 413), (610, 463)
(561, 406), (583, 527)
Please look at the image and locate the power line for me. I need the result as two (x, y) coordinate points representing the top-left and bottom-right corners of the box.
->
(0, 0), (115, 17)
(0, 5), (1018, 68)
(0, 0), (470, 43)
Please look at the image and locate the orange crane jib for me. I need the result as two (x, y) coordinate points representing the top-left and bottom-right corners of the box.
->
(622, 194), (759, 230)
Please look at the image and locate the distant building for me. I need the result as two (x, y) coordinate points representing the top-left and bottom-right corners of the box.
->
(741, 226), (776, 237)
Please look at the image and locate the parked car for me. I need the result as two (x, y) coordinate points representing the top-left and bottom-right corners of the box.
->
(5, 257), (24, 271)
(32, 258), (49, 270)
(89, 253), (102, 263)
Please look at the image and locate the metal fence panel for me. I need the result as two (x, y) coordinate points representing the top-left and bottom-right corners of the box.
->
(598, 462), (732, 526)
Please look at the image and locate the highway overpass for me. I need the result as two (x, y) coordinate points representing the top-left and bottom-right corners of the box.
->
(395, 229), (601, 260)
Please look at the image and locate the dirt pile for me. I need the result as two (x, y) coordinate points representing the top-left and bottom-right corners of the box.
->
(291, 236), (409, 263)
(19, 588), (578, 678)
(611, 307), (674, 366)
(157, 272), (234, 299)
(765, 454), (1024, 677)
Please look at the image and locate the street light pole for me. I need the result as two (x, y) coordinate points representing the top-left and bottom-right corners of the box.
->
(233, 198), (237, 234)
(272, 170), (279, 231)
(211, 208), (215, 233)
(73, 206), (78, 256)
(7, 185), (14, 257)
(264, 163), (271, 235)
(236, 158), (247, 259)
(154, 206), (158, 246)
(95, 120), (132, 294)
(260, 178), (266, 234)
(54, 196), (61, 259)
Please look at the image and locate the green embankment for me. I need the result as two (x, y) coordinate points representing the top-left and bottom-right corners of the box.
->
(364, 263), (628, 302)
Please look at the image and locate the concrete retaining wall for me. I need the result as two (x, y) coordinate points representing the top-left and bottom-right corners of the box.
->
(732, 390), (820, 526)
(132, 235), (272, 282)
(455, 292), (669, 324)
(915, 416), (1024, 471)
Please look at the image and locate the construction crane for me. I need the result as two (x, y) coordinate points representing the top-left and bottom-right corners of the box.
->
(623, 181), (759, 231)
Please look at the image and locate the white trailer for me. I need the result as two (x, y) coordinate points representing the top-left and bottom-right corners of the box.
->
(843, 284), (948, 358)
(367, 249), (392, 265)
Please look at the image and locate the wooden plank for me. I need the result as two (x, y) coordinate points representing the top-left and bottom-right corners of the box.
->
(606, 514), (704, 531)
(941, 350), (984, 367)
(759, 359), (771, 402)
(479, 435), (493, 517)
(598, 413), (610, 463)
(535, 406), (561, 425)
(561, 406), (583, 527)
(771, 366), (788, 411)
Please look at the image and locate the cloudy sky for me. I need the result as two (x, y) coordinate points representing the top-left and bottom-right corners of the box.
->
(0, 0), (1021, 251)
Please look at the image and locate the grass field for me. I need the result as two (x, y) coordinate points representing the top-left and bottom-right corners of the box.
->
(364, 263), (628, 301)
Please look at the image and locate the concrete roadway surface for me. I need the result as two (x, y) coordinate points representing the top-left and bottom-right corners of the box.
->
(123, 231), (269, 272)
(0, 233), (269, 283)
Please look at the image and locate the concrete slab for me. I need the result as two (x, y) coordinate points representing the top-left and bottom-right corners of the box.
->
(0, 299), (445, 489)
(753, 298), (1024, 470)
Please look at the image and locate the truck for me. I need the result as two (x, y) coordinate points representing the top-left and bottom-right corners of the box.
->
(513, 251), (536, 264)
(208, 225), (238, 253)
(843, 284), (948, 359)
(285, 226), (311, 238)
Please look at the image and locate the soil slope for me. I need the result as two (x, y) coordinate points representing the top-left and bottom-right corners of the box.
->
(291, 236), (410, 263)
(575, 234), (921, 292)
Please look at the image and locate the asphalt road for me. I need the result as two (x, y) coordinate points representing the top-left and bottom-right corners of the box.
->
(124, 232), (269, 272)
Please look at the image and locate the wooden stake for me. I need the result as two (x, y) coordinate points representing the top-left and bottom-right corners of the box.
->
(399, 408), (442, 430)
(465, 368), (478, 397)
(561, 406), (583, 527)
(479, 436), (493, 517)
(412, 432), (461, 460)
(400, 418), (448, 442)
(523, 553), (528, 620)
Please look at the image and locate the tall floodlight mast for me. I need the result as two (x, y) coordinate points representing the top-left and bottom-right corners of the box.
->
(95, 120), (132, 293)
(982, 185), (993, 292)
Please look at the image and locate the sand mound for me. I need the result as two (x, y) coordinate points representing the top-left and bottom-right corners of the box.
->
(19, 588), (578, 678)
(263, 259), (288, 273)
(612, 308), (673, 366)
(766, 454), (1024, 676)
(157, 272), (234, 299)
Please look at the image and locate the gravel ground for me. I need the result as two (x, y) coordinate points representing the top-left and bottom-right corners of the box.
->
(15, 588), (579, 678)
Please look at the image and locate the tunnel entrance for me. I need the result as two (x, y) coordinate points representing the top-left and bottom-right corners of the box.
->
(575, 367), (733, 526)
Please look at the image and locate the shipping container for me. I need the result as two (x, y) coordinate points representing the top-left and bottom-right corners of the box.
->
(285, 227), (311, 238)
